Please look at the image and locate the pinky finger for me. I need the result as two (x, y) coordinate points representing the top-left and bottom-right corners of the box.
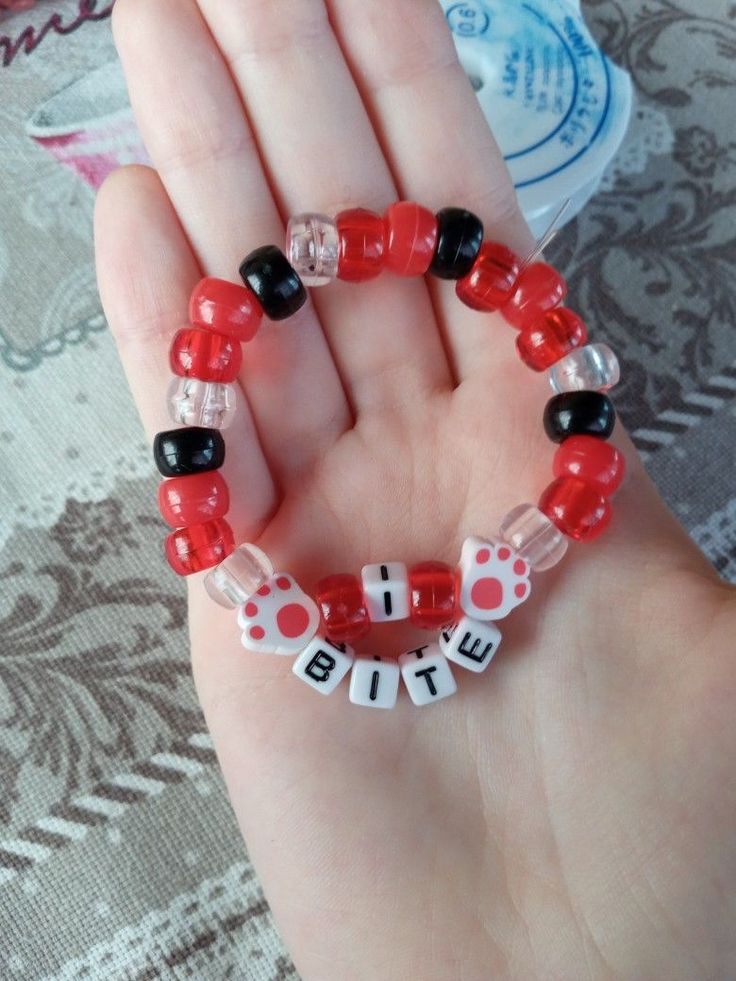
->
(94, 164), (277, 544)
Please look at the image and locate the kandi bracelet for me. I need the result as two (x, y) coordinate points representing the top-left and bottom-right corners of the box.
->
(153, 202), (624, 708)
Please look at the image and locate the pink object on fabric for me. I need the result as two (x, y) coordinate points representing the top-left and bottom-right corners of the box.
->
(25, 61), (149, 190)
(0, 1), (37, 11)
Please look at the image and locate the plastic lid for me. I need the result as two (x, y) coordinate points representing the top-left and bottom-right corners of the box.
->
(442, 0), (632, 234)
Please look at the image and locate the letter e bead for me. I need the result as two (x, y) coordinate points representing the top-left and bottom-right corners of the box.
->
(439, 616), (502, 673)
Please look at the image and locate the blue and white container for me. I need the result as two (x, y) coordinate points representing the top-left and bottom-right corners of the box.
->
(441, 0), (632, 237)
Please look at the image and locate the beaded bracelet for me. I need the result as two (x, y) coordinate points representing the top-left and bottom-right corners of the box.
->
(153, 202), (624, 708)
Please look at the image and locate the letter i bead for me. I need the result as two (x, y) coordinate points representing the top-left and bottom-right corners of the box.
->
(361, 563), (410, 622)
(349, 656), (401, 709)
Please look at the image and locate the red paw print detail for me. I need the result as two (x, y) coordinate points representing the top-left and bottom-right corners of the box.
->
(458, 537), (531, 621)
(238, 574), (319, 654)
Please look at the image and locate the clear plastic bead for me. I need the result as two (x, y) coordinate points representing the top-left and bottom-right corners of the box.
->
(548, 343), (620, 394)
(286, 213), (339, 286)
(498, 504), (568, 572)
(167, 376), (236, 430)
(203, 543), (274, 609)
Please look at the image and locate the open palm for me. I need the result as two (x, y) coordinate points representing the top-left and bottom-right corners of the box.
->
(95, 1), (736, 977)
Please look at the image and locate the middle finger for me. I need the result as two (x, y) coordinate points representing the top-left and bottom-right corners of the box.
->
(196, 0), (453, 410)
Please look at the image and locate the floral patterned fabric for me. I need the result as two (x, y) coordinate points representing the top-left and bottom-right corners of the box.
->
(0, 1), (734, 978)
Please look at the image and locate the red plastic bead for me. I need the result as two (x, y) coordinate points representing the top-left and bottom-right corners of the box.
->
(158, 471), (230, 528)
(169, 326), (242, 383)
(336, 208), (385, 282)
(164, 518), (235, 575)
(456, 242), (521, 312)
(316, 573), (371, 642)
(409, 561), (458, 629)
(553, 436), (626, 497)
(538, 476), (612, 542)
(189, 276), (263, 342)
(516, 308), (588, 372)
(501, 262), (567, 330)
(383, 201), (438, 276)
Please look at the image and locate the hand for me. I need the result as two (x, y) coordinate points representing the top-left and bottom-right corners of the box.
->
(95, 1), (736, 977)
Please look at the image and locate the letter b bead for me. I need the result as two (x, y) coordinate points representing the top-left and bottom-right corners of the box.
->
(292, 636), (355, 695)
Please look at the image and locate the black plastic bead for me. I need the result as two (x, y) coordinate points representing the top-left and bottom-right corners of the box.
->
(153, 427), (225, 477)
(429, 207), (484, 280)
(543, 391), (616, 444)
(239, 245), (307, 321)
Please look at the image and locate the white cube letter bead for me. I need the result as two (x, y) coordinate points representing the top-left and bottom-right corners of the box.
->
(293, 636), (355, 695)
(458, 536), (531, 621)
(361, 562), (410, 622)
(399, 643), (457, 707)
(238, 573), (319, 655)
(439, 616), (502, 673)
(349, 656), (401, 710)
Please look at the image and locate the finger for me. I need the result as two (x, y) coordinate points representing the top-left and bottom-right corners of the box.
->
(94, 164), (276, 541)
(327, 0), (536, 381)
(195, 0), (452, 409)
(112, 0), (349, 481)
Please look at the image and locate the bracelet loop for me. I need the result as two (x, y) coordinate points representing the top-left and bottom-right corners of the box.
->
(151, 200), (626, 707)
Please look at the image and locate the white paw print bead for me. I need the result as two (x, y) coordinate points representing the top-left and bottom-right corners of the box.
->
(361, 562), (410, 622)
(399, 644), (457, 706)
(292, 636), (355, 695)
(458, 537), (531, 621)
(349, 656), (401, 710)
(439, 617), (502, 673)
(238, 574), (319, 655)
